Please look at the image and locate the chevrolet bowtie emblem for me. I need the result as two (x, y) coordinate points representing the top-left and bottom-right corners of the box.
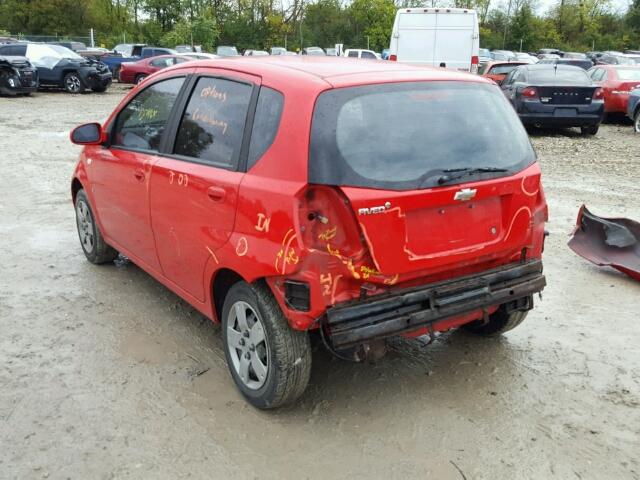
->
(454, 188), (477, 201)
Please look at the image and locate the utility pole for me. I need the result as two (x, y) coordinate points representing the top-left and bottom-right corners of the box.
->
(367, 35), (370, 50)
(520, 38), (523, 52)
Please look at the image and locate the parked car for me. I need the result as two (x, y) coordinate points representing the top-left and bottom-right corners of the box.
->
(389, 7), (480, 72)
(325, 47), (338, 56)
(588, 65), (640, 114)
(381, 48), (391, 60)
(270, 47), (287, 55)
(514, 52), (537, 64)
(343, 49), (379, 60)
(216, 46), (240, 57)
(101, 45), (178, 80)
(626, 87), (640, 132)
(538, 48), (563, 56)
(480, 61), (528, 84)
(562, 52), (587, 59)
(182, 53), (220, 60)
(478, 48), (492, 64)
(49, 41), (87, 52)
(597, 54), (635, 66)
(538, 53), (561, 60)
(69, 56), (547, 408)
(500, 64), (604, 135)
(538, 58), (593, 70)
(244, 50), (269, 56)
(118, 54), (193, 84)
(0, 43), (111, 93)
(175, 45), (201, 53)
(0, 54), (38, 95)
(623, 54), (640, 64)
(301, 47), (325, 55)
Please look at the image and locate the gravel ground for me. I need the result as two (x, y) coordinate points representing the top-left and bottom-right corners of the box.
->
(1, 85), (639, 480)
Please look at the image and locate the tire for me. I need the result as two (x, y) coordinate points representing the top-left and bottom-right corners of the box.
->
(634, 110), (640, 133)
(63, 72), (84, 94)
(74, 189), (118, 264)
(113, 66), (121, 82)
(580, 124), (599, 136)
(463, 306), (528, 336)
(221, 281), (311, 409)
(135, 74), (147, 85)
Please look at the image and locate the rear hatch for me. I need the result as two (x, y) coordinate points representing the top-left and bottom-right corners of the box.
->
(309, 80), (540, 279)
(536, 85), (597, 105)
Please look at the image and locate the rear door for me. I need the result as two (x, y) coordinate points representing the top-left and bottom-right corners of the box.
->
(92, 76), (186, 269)
(396, 12), (437, 65)
(148, 69), (258, 301)
(432, 12), (475, 70)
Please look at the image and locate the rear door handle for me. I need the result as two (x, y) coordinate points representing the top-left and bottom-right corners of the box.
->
(134, 169), (145, 181)
(207, 186), (226, 202)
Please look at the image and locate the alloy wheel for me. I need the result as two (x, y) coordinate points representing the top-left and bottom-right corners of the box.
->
(75, 200), (94, 253)
(226, 301), (270, 390)
(66, 75), (81, 93)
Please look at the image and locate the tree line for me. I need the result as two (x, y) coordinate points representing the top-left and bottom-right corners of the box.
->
(1, 0), (639, 53)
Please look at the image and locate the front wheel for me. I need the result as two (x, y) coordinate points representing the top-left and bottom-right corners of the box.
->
(63, 72), (84, 94)
(463, 306), (528, 336)
(222, 282), (311, 409)
(634, 110), (640, 133)
(75, 189), (118, 264)
(580, 124), (599, 136)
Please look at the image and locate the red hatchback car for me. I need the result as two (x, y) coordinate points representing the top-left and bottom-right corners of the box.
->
(118, 54), (193, 84)
(588, 64), (640, 113)
(70, 57), (547, 408)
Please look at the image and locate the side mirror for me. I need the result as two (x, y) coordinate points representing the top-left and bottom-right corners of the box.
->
(70, 122), (105, 145)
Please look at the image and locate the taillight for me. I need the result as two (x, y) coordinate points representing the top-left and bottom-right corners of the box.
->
(471, 55), (479, 65)
(389, 54), (397, 61)
(296, 186), (362, 256)
(521, 87), (538, 99)
(593, 87), (604, 99)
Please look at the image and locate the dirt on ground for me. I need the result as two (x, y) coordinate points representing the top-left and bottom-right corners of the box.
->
(1, 85), (639, 480)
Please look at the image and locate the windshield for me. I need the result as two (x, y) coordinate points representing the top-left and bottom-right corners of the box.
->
(616, 68), (640, 80)
(479, 48), (490, 57)
(309, 82), (535, 191)
(529, 68), (590, 84)
(26, 43), (83, 68)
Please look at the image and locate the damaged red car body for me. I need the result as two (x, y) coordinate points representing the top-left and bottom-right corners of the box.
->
(70, 57), (547, 408)
(568, 205), (640, 281)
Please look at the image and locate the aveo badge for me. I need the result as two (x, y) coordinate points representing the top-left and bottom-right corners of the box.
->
(358, 202), (392, 216)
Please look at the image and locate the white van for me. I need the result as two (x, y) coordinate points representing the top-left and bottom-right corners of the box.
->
(388, 7), (480, 73)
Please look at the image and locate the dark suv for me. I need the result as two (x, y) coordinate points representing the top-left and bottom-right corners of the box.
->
(0, 55), (38, 95)
(0, 43), (111, 93)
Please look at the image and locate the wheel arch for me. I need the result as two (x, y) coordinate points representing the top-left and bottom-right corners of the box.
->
(71, 177), (84, 203)
(211, 268), (246, 323)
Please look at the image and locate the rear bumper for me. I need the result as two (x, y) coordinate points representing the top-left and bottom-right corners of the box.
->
(326, 260), (546, 348)
(518, 100), (604, 127)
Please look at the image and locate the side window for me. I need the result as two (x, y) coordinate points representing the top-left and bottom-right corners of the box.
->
(348, 51), (359, 58)
(247, 87), (284, 169)
(112, 77), (185, 152)
(361, 51), (376, 59)
(173, 77), (253, 168)
(151, 58), (172, 67)
(0, 45), (26, 56)
(504, 70), (517, 85)
(601, 69), (608, 80)
(592, 69), (605, 81)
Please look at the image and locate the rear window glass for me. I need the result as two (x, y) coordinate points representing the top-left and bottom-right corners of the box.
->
(488, 64), (520, 75)
(247, 87), (284, 169)
(616, 68), (640, 80)
(309, 82), (535, 191)
(528, 68), (590, 84)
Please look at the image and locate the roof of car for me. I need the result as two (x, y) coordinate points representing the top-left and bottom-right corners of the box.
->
(175, 56), (491, 87)
(522, 63), (584, 71)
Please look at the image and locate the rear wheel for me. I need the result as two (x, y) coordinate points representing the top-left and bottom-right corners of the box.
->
(634, 110), (640, 133)
(74, 189), (118, 264)
(580, 124), (599, 136)
(463, 306), (528, 336)
(135, 74), (147, 84)
(221, 282), (311, 409)
(63, 72), (84, 94)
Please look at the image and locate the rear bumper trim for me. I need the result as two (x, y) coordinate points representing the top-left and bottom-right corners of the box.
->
(326, 260), (546, 348)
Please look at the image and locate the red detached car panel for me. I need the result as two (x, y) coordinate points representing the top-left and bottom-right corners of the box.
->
(70, 57), (547, 408)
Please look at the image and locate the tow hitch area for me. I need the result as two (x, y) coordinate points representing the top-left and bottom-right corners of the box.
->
(568, 205), (640, 282)
(325, 260), (546, 348)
